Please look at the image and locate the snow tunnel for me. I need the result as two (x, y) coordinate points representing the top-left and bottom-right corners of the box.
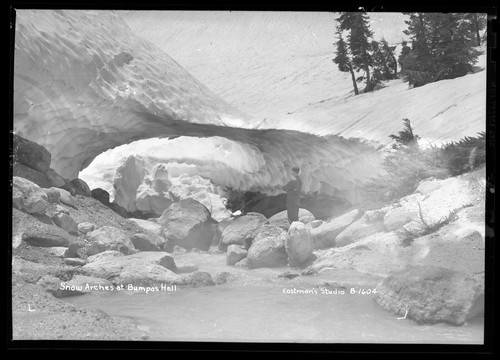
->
(13, 10), (384, 220)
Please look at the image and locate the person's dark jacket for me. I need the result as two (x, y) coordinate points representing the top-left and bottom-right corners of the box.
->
(283, 174), (302, 208)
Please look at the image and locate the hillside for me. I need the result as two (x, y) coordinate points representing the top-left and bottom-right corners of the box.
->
(121, 10), (486, 144)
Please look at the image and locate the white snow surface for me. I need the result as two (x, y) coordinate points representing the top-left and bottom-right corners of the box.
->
(13, 10), (487, 207)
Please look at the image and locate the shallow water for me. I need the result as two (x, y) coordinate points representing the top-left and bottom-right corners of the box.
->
(65, 251), (484, 344)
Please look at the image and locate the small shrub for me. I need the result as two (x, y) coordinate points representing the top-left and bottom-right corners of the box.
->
(365, 119), (486, 203)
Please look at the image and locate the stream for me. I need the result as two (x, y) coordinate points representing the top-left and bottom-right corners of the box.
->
(64, 250), (484, 344)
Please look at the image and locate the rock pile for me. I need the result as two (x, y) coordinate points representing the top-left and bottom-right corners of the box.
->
(13, 134), (91, 197)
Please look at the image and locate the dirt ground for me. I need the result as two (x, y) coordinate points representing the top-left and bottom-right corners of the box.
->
(10, 195), (153, 343)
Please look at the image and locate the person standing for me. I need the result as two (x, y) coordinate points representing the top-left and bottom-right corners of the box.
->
(282, 166), (302, 223)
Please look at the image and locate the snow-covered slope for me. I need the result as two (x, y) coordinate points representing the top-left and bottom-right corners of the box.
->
(119, 11), (410, 125)
(122, 10), (485, 145)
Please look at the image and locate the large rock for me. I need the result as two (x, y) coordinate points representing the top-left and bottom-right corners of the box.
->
(311, 209), (362, 249)
(383, 207), (414, 231)
(86, 250), (124, 263)
(267, 208), (315, 231)
(309, 231), (406, 276)
(188, 191), (232, 222)
(176, 271), (215, 287)
(399, 224), (485, 275)
(12, 207), (77, 248)
(21, 230), (72, 247)
(158, 198), (213, 251)
(117, 263), (180, 287)
(130, 233), (164, 251)
(212, 218), (232, 247)
(91, 188), (111, 205)
(247, 225), (288, 269)
(65, 275), (114, 294)
(13, 162), (52, 188)
(219, 212), (267, 250)
(13, 134), (51, 173)
(213, 271), (234, 285)
(335, 209), (386, 247)
(285, 222), (313, 267)
(386, 167), (486, 236)
(128, 218), (164, 237)
(51, 212), (79, 235)
(46, 246), (68, 257)
(65, 240), (89, 258)
(37, 275), (83, 298)
(78, 222), (96, 234)
(12, 176), (49, 215)
(64, 258), (88, 266)
(107, 202), (128, 217)
(45, 168), (66, 188)
(49, 187), (76, 207)
(226, 245), (247, 265)
(70, 178), (91, 197)
(87, 226), (136, 256)
(44, 188), (61, 204)
(310, 220), (323, 229)
(374, 266), (484, 326)
(81, 251), (178, 284)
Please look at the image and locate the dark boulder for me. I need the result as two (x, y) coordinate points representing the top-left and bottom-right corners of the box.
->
(70, 178), (91, 197)
(13, 162), (52, 188)
(13, 134), (51, 173)
(22, 230), (72, 248)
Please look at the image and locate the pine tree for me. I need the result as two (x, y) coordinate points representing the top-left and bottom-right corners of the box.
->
(371, 39), (398, 82)
(380, 37), (398, 77)
(426, 13), (481, 79)
(399, 13), (436, 87)
(370, 40), (387, 87)
(398, 40), (411, 70)
(399, 12), (481, 87)
(337, 12), (375, 92)
(463, 13), (487, 46)
(333, 31), (359, 95)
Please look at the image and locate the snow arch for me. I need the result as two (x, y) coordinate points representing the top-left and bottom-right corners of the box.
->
(13, 10), (383, 207)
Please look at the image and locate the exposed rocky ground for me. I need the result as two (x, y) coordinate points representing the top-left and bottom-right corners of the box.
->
(10, 134), (486, 340)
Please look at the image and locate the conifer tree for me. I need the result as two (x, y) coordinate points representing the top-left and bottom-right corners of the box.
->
(371, 39), (397, 82)
(337, 12), (375, 92)
(398, 40), (411, 72)
(380, 37), (398, 77)
(399, 12), (481, 87)
(426, 13), (481, 79)
(333, 31), (359, 95)
(464, 13), (487, 46)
